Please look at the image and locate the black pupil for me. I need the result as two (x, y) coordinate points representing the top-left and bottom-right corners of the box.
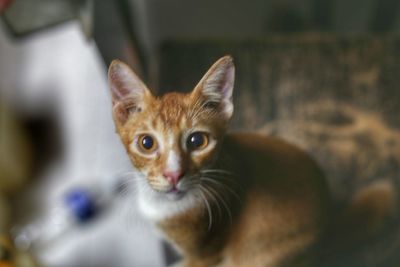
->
(142, 136), (154, 150)
(188, 133), (204, 149)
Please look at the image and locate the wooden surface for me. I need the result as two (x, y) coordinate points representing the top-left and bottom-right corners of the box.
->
(158, 36), (400, 266)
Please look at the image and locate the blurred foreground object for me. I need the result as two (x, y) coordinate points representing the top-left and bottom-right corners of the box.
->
(0, 101), (38, 266)
(0, 0), (90, 38)
(0, 0), (12, 12)
(13, 180), (123, 251)
(0, 19), (163, 266)
(0, 235), (39, 267)
(0, 100), (32, 226)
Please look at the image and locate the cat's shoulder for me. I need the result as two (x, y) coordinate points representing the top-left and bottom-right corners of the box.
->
(222, 132), (323, 176)
(224, 132), (306, 155)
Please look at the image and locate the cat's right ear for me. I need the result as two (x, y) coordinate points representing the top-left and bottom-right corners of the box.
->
(191, 56), (235, 121)
(108, 60), (153, 124)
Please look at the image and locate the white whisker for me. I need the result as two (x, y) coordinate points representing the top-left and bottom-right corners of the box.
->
(202, 183), (233, 225)
(201, 176), (242, 202)
(200, 169), (236, 176)
(198, 189), (213, 231)
(199, 184), (222, 220)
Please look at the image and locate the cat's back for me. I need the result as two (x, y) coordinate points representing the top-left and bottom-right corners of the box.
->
(222, 132), (331, 215)
(223, 132), (321, 176)
(222, 132), (328, 192)
(219, 133), (332, 266)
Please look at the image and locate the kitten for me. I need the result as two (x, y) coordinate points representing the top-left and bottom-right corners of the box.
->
(107, 56), (395, 267)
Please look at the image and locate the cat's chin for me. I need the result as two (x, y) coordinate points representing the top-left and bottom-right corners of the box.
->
(165, 189), (186, 201)
(138, 186), (200, 221)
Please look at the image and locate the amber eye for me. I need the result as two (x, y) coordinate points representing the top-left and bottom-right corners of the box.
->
(137, 134), (158, 153)
(187, 132), (209, 151)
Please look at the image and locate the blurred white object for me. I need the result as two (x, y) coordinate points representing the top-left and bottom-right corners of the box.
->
(14, 178), (120, 251)
(0, 21), (164, 267)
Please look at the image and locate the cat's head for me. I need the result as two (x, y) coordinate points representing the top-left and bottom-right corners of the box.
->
(108, 56), (234, 204)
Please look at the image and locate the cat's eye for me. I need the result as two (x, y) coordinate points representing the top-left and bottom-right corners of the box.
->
(137, 134), (158, 153)
(186, 132), (209, 151)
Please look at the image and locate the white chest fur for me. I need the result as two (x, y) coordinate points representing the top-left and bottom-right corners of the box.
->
(136, 181), (200, 221)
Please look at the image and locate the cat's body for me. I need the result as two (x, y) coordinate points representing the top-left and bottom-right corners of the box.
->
(158, 133), (330, 267)
(107, 56), (395, 267)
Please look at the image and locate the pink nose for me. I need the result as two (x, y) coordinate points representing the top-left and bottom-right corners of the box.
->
(163, 170), (184, 186)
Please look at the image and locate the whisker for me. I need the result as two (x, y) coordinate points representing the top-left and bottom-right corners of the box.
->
(117, 171), (143, 177)
(199, 184), (222, 220)
(202, 183), (233, 225)
(180, 175), (201, 188)
(199, 170), (240, 185)
(201, 177), (242, 202)
(115, 180), (140, 198)
(201, 174), (240, 188)
(197, 189), (213, 231)
(118, 186), (133, 197)
(199, 169), (238, 184)
(200, 169), (236, 176)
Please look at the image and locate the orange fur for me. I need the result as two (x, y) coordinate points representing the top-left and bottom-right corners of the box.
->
(108, 56), (397, 267)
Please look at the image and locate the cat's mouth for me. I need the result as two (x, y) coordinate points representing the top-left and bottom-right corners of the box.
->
(165, 186), (186, 200)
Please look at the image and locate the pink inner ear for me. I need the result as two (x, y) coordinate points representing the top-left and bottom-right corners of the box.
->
(110, 73), (132, 101)
(109, 61), (146, 102)
(221, 64), (234, 99)
(203, 61), (235, 103)
(208, 60), (235, 119)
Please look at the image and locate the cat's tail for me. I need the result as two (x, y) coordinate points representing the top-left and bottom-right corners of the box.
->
(321, 179), (400, 266)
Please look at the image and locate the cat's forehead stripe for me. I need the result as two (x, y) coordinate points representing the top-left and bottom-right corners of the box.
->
(158, 93), (188, 124)
(152, 116), (160, 129)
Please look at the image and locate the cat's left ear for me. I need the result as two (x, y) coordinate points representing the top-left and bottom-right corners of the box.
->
(108, 60), (153, 124)
(191, 55), (235, 120)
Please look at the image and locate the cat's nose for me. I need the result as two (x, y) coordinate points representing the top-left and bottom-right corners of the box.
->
(163, 170), (184, 186)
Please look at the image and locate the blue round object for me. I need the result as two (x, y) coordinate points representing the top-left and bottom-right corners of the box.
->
(64, 189), (97, 223)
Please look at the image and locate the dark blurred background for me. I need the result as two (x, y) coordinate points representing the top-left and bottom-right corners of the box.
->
(0, 0), (400, 266)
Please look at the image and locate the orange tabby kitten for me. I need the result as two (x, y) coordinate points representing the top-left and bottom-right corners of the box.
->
(107, 56), (394, 267)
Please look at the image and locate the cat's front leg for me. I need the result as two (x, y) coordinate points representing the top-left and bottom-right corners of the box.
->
(169, 259), (201, 267)
(169, 257), (220, 267)
(168, 259), (184, 267)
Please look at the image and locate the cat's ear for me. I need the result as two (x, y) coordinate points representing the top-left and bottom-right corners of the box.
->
(191, 55), (235, 120)
(108, 60), (153, 124)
